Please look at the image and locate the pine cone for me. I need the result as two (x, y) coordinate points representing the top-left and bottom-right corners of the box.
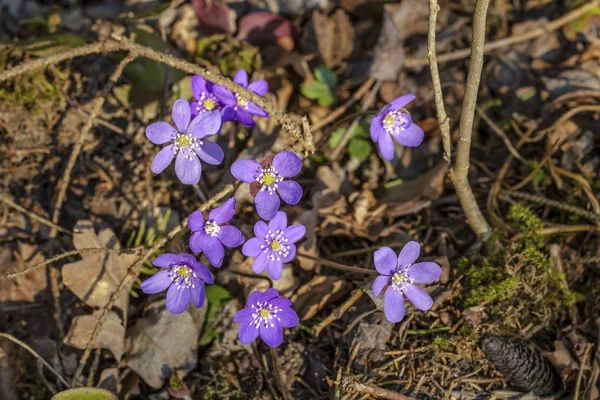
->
(480, 334), (562, 396)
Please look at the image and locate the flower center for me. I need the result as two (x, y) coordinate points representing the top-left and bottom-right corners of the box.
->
(235, 93), (249, 108)
(391, 269), (412, 291)
(256, 166), (283, 194)
(382, 109), (412, 136)
(170, 265), (197, 289)
(196, 92), (220, 113)
(203, 98), (216, 110)
(251, 301), (282, 328)
(174, 132), (202, 159)
(204, 221), (221, 237)
(261, 229), (290, 261)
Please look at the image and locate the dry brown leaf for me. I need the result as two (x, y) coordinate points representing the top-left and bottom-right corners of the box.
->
(124, 302), (206, 389)
(291, 276), (349, 321)
(378, 160), (448, 204)
(311, 9), (355, 67)
(541, 340), (578, 384)
(0, 242), (47, 302)
(62, 220), (138, 311)
(63, 311), (125, 361)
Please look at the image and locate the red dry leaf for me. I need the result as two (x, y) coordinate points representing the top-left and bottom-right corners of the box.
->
(191, 0), (236, 35)
(237, 12), (296, 51)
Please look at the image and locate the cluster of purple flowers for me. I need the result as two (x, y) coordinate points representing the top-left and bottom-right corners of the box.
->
(142, 68), (439, 349)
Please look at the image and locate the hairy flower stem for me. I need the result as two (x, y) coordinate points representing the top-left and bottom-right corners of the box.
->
(427, 0), (492, 240)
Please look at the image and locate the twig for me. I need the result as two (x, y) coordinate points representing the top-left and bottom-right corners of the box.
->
(50, 54), (136, 237)
(0, 37), (314, 153)
(0, 194), (71, 234)
(296, 254), (377, 276)
(312, 289), (364, 336)
(574, 344), (592, 400)
(498, 189), (600, 223)
(405, 0), (600, 67)
(0, 332), (70, 389)
(476, 106), (527, 165)
(71, 185), (234, 386)
(450, 0), (492, 240)
(269, 347), (294, 400)
(538, 105), (600, 137)
(340, 376), (417, 400)
(329, 80), (382, 161)
(427, 0), (452, 163)
(7, 247), (144, 279)
(312, 78), (375, 132)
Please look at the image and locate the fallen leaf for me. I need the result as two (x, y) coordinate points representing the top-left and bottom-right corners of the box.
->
(62, 220), (138, 312)
(377, 160), (448, 204)
(63, 311), (125, 361)
(191, 0), (236, 35)
(0, 242), (47, 302)
(309, 10), (354, 67)
(291, 276), (349, 321)
(541, 340), (578, 384)
(369, 4), (407, 80)
(352, 314), (393, 351)
(237, 12), (296, 51)
(124, 303), (206, 389)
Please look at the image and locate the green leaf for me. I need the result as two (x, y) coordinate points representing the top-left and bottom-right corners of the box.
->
(327, 128), (346, 149)
(205, 285), (231, 306)
(314, 65), (336, 88)
(348, 138), (372, 161)
(353, 122), (370, 139)
(301, 80), (335, 106)
(52, 388), (117, 400)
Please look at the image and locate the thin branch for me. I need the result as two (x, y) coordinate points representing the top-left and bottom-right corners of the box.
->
(450, 0), (493, 240)
(0, 194), (71, 234)
(573, 344), (592, 400)
(0, 332), (70, 388)
(427, 0), (452, 163)
(71, 184), (235, 386)
(7, 247), (144, 279)
(296, 254), (377, 276)
(0, 36), (314, 153)
(50, 54), (136, 237)
(406, 0), (600, 68)
(340, 376), (417, 400)
(476, 106), (527, 165)
(312, 289), (364, 337)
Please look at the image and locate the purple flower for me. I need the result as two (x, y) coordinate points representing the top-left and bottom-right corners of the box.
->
(372, 242), (442, 323)
(212, 69), (269, 126)
(188, 198), (245, 268)
(141, 253), (214, 314)
(146, 99), (224, 185)
(231, 151), (303, 220)
(190, 75), (221, 118)
(369, 94), (425, 161)
(233, 288), (299, 348)
(242, 211), (305, 280)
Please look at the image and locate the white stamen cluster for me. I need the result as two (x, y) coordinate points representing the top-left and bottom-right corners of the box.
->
(260, 229), (290, 261)
(382, 109), (412, 136)
(391, 268), (414, 291)
(169, 265), (197, 290)
(235, 93), (249, 109)
(195, 92), (220, 113)
(173, 132), (203, 160)
(250, 301), (282, 329)
(255, 166), (283, 194)
(204, 221), (221, 237)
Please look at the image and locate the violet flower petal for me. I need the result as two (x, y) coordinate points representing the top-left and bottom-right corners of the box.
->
(247, 290), (262, 306)
(242, 238), (263, 257)
(231, 159), (261, 182)
(392, 123), (424, 148)
(146, 122), (176, 144)
(189, 231), (205, 254)
(277, 180), (302, 205)
(281, 244), (296, 263)
(233, 69), (248, 87)
(283, 225), (305, 243)
(372, 275), (389, 297)
(191, 75), (207, 100)
(277, 308), (299, 328)
(252, 252), (269, 273)
(188, 110), (222, 139)
(218, 225), (244, 248)
(152, 253), (181, 267)
(233, 307), (255, 323)
(255, 190), (280, 220)
(272, 151), (302, 177)
(266, 258), (283, 280)
(236, 109), (255, 126)
(248, 79), (268, 96)
(407, 262), (442, 284)
(140, 270), (172, 294)
(389, 93), (416, 110)
(201, 235), (225, 267)
(254, 220), (268, 238)
(376, 131), (395, 161)
(403, 284), (433, 311)
(175, 152), (202, 185)
(239, 322), (260, 344)
(268, 211), (287, 232)
(208, 198), (236, 223)
(374, 247), (396, 275)
(260, 323), (283, 347)
(151, 145), (175, 174)
(191, 280), (205, 308)
(172, 98), (191, 133)
(166, 285), (191, 314)
(188, 210), (205, 232)
(397, 241), (420, 269)
(370, 113), (385, 142)
(260, 288), (279, 303)
(383, 288), (405, 323)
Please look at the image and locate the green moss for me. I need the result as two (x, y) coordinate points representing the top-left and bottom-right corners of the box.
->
(466, 275), (519, 306)
(196, 35), (262, 77)
(433, 336), (453, 351)
(0, 48), (63, 111)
